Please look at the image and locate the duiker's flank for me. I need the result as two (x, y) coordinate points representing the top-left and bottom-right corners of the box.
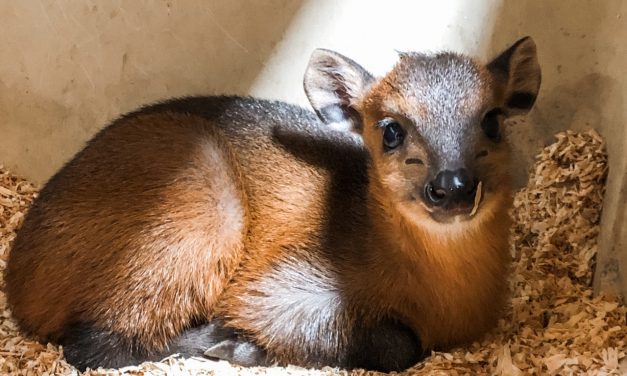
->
(5, 37), (541, 372)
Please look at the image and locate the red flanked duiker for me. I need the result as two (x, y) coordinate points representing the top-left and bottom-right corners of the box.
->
(5, 37), (541, 372)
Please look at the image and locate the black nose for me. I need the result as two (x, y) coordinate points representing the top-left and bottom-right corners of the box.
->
(424, 168), (479, 208)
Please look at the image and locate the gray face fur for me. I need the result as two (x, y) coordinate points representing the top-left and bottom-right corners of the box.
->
(304, 37), (541, 221)
(385, 52), (489, 173)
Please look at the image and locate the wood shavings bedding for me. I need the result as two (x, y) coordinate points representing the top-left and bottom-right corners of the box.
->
(0, 129), (625, 375)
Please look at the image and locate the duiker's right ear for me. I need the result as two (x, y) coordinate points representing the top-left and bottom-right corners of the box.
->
(488, 37), (542, 116)
(304, 49), (374, 133)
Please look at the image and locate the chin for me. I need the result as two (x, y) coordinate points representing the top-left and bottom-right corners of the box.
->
(428, 208), (474, 224)
(399, 195), (498, 235)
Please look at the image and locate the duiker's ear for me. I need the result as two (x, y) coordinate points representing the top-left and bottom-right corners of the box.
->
(488, 36), (541, 116)
(304, 49), (374, 133)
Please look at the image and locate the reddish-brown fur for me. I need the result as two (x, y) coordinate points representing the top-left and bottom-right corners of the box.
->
(7, 113), (249, 347)
(4, 37), (541, 371)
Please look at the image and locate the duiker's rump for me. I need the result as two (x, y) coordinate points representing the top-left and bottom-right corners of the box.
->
(5, 37), (541, 372)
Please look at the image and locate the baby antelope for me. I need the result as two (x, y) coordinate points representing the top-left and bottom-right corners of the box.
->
(5, 37), (541, 372)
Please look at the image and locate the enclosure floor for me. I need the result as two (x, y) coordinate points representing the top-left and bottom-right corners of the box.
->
(0, 130), (625, 375)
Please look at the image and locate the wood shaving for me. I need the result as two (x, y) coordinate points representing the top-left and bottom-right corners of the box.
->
(0, 129), (625, 375)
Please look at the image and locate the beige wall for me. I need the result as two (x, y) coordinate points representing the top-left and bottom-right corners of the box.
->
(484, 1), (627, 303)
(0, 1), (303, 182)
(0, 1), (625, 299)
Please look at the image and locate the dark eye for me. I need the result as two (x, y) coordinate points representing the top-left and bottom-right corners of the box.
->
(481, 108), (503, 141)
(382, 121), (405, 151)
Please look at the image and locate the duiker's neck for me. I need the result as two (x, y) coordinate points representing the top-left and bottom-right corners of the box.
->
(363, 168), (513, 346)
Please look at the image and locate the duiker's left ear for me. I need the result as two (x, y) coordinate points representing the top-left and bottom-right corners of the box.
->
(488, 36), (542, 115)
(304, 49), (374, 133)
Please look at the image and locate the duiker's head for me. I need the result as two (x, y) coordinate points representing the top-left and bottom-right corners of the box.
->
(304, 37), (541, 225)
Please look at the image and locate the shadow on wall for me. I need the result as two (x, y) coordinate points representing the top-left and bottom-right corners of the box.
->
(0, 1), (304, 184)
(486, 1), (625, 187)
(486, 1), (627, 300)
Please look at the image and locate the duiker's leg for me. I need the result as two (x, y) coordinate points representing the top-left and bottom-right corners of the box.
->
(203, 318), (422, 372)
(343, 318), (423, 372)
(170, 320), (270, 367)
(215, 251), (424, 372)
(61, 320), (269, 370)
(60, 321), (152, 370)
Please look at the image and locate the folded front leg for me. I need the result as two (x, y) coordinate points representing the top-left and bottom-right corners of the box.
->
(216, 251), (424, 372)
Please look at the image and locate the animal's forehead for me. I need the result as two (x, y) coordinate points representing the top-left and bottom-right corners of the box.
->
(367, 52), (489, 118)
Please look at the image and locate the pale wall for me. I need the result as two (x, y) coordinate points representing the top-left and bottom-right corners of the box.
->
(484, 0), (627, 303)
(0, 1), (625, 299)
(0, 1), (303, 182)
